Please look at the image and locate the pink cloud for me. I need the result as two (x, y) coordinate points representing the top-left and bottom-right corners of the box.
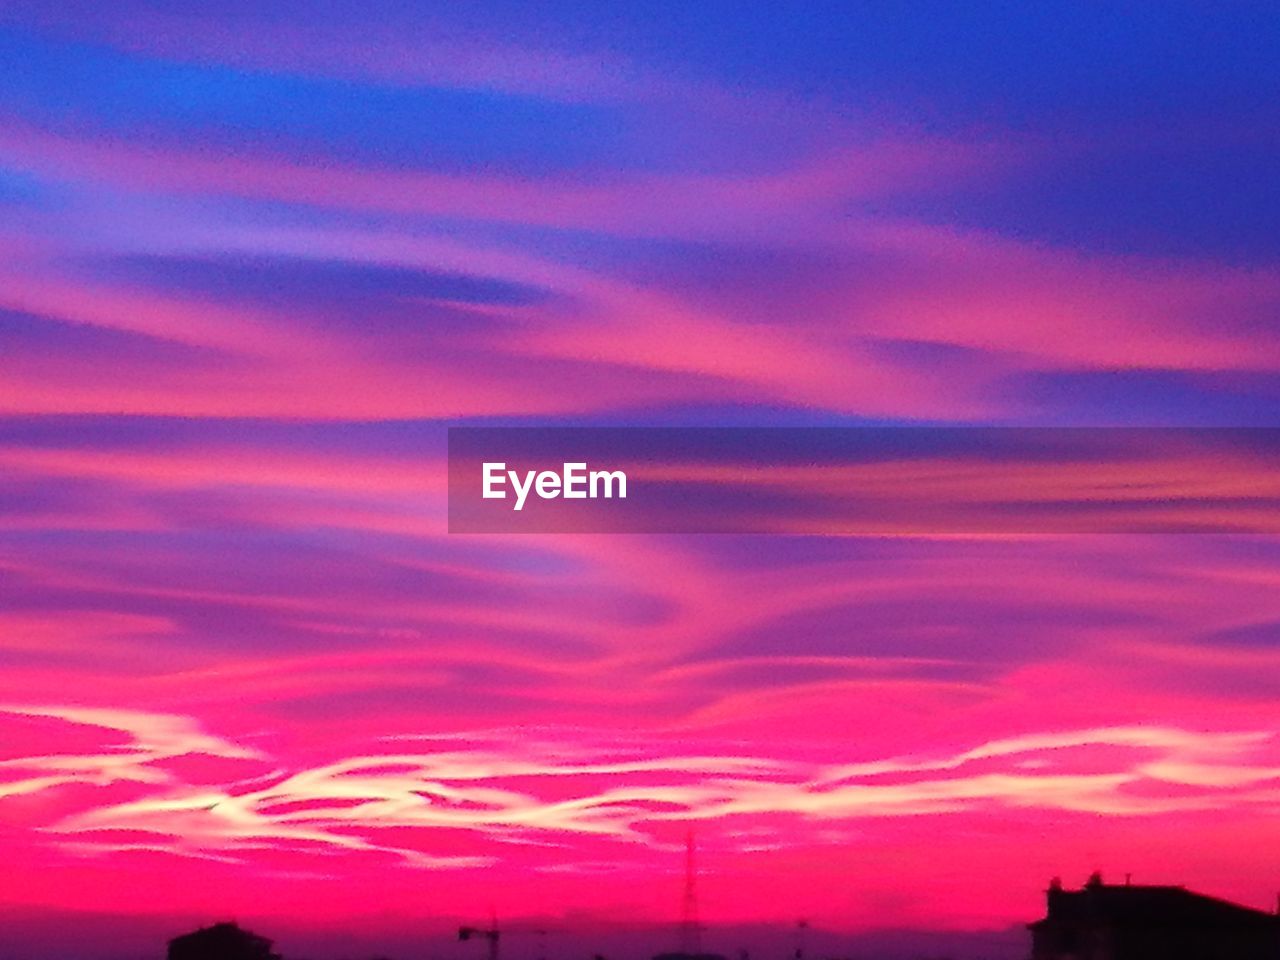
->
(3, 703), (1278, 931)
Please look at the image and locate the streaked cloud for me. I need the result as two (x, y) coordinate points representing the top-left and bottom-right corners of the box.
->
(2, 1), (1280, 942)
(5, 706), (1277, 872)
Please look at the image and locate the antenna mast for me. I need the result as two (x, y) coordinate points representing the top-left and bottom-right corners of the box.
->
(680, 829), (702, 957)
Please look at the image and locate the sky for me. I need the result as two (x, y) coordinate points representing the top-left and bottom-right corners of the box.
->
(2, 3), (1280, 958)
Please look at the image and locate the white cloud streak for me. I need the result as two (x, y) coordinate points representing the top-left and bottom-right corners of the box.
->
(2, 706), (1278, 869)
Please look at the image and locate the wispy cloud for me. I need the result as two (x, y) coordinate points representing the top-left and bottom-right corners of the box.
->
(5, 707), (1277, 871)
(3, 2), (1280, 939)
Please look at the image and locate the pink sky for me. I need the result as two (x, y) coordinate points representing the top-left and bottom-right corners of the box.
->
(2, 4), (1280, 957)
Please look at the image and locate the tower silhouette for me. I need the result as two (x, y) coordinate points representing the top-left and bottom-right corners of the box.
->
(680, 829), (701, 956)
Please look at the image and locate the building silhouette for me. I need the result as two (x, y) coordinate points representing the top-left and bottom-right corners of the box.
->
(167, 921), (282, 960)
(1029, 872), (1280, 960)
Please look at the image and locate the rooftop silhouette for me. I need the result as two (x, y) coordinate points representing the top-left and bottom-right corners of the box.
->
(168, 921), (282, 960)
(1029, 872), (1280, 960)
